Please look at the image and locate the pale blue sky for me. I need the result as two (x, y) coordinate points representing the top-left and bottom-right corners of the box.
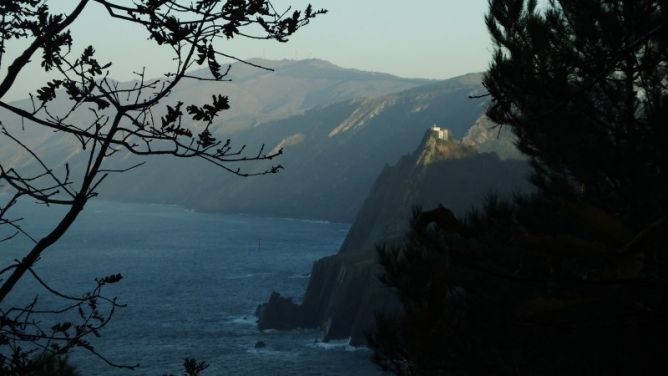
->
(3, 0), (492, 101)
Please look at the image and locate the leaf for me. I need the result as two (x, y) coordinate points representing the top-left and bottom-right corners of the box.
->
(196, 44), (207, 65)
(63, 80), (82, 101)
(97, 273), (123, 285)
(186, 95), (229, 124)
(36, 79), (63, 103)
(40, 30), (72, 71)
(186, 105), (207, 122)
(207, 44), (222, 79)
(183, 357), (209, 376)
(161, 102), (184, 129)
(197, 129), (216, 148)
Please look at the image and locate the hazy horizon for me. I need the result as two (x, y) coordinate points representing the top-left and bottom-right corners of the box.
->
(3, 56), (486, 104)
(1, 0), (492, 101)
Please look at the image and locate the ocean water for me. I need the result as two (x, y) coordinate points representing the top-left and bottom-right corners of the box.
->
(0, 200), (380, 375)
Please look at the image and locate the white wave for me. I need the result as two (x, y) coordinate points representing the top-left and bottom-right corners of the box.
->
(269, 216), (333, 225)
(223, 272), (271, 280)
(226, 315), (257, 326)
(246, 345), (301, 359)
(307, 338), (370, 352)
(246, 347), (282, 356)
(289, 273), (311, 279)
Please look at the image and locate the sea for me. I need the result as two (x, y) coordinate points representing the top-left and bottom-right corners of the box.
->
(0, 199), (381, 375)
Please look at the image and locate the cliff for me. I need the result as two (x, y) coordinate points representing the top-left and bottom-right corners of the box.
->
(256, 129), (531, 344)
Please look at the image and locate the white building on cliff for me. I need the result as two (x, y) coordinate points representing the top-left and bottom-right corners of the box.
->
(430, 125), (449, 141)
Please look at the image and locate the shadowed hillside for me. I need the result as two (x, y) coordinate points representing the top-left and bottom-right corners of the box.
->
(100, 73), (491, 222)
(0, 60), (493, 222)
(256, 128), (531, 343)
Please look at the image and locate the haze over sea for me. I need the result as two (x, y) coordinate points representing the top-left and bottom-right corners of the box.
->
(2, 199), (379, 375)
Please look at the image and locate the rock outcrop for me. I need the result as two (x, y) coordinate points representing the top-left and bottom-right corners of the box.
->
(255, 292), (303, 331)
(256, 127), (531, 344)
(462, 115), (524, 159)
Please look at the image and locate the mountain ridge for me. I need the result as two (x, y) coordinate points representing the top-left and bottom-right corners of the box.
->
(97, 70), (492, 222)
(1, 58), (513, 223)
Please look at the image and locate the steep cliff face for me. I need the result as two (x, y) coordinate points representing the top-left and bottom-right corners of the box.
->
(338, 131), (475, 255)
(295, 250), (396, 343)
(255, 249), (397, 345)
(256, 130), (531, 344)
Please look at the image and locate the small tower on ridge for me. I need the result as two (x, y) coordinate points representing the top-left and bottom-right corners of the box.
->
(430, 124), (449, 141)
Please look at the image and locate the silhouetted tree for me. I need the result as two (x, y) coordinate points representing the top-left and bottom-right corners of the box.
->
(484, 0), (668, 227)
(372, 194), (668, 375)
(31, 355), (80, 376)
(370, 1), (668, 374)
(163, 357), (209, 376)
(0, 0), (324, 373)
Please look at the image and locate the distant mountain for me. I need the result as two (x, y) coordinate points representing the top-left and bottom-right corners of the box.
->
(0, 58), (428, 176)
(173, 58), (434, 133)
(1, 59), (512, 222)
(99, 72), (492, 222)
(256, 128), (531, 344)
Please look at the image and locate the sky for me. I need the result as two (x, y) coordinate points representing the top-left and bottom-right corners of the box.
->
(2, 0), (493, 101)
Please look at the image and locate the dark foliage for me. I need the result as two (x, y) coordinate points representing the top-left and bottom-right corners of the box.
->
(163, 357), (209, 376)
(369, 1), (668, 374)
(484, 0), (668, 228)
(0, 273), (126, 374)
(28, 355), (80, 376)
(370, 195), (668, 375)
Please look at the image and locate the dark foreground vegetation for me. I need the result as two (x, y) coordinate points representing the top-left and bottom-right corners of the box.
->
(369, 0), (668, 374)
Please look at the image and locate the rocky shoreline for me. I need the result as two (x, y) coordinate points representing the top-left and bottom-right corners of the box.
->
(256, 250), (399, 345)
(256, 126), (531, 345)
